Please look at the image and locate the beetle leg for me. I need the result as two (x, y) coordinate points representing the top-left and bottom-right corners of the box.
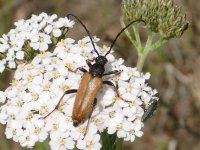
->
(86, 59), (92, 67)
(78, 67), (88, 73)
(67, 67), (87, 73)
(103, 70), (121, 76)
(103, 81), (129, 102)
(67, 59), (92, 73)
(83, 98), (97, 138)
(42, 89), (77, 119)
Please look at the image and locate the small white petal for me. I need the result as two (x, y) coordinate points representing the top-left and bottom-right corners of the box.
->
(77, 140), (86, 149)
(135, 131), (143, 137)
(16, 51), (24, 60)
(44, 25), (53, 34)
(107, 127), (116, 134)
(0, 91), (6, 103)
(117, 130), (126, 138)
(39, 42), (48, 51)
(53, 29), (62, 37)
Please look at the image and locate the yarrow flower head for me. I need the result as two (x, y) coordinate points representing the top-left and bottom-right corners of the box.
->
(0, 12), (74, 73)
(0, 35), (158, 149)
(122, 0), (189, 39)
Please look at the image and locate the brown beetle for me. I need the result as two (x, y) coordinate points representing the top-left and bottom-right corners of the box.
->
(44, 14), (145, 130)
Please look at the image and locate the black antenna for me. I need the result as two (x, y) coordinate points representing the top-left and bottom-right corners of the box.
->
(105, 19), (146, 56)
(67, 14), (100, 56)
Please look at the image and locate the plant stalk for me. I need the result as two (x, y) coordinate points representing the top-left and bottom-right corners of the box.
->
(115, 138), (123, 150)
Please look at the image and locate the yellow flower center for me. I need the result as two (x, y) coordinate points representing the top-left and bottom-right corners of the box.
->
(12, 129), (17, 135)
(31, 92), (39, 100)
(53, 71), (60, 78)
(65, 63), (73, 71)
(58, 137), (65, 145)
(26, 112), (33, 120)
(11, 79), (19, 85)
(27, 74), (34, 81)
(34, 127), (41, 134)
(39, 106), (48, 115)
(60, 84), (70, 91)
(53, 123), (59, 130)
(60, 39), (64, 44)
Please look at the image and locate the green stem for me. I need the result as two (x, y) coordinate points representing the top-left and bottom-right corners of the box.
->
(34, 142), (46, 150)
(115, 138), (123, 150)
(136, 50), (149, 72)
(136, 30), (154, 71)
(120, 18), (169, 72)
(132, 24), (142, 51)
(73, 147), (79, 150)
(136, 35), (168, 71)
(144, 30), (154, 51)
(149, 37), (168, 51)
(101, 131), (117, 150)
(120, 18), (137, 49)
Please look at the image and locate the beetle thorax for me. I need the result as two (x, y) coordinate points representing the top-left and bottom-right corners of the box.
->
(89, 63), (105, 77)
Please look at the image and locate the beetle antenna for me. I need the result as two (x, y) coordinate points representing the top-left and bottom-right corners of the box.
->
(105, 19), (146, 56)
(67, 14), (100, 56)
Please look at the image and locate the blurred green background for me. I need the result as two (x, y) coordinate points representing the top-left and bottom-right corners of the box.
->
(0, 0), (199, 150)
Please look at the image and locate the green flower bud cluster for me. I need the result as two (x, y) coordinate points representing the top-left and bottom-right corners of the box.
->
(122, 0), (188, 39)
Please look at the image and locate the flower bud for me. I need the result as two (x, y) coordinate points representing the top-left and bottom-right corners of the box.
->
(122, 0), (188, 38)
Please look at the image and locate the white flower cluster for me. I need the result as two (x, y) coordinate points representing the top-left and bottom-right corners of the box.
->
(0, 37), (158, 150)
(0, 12), (74, 73)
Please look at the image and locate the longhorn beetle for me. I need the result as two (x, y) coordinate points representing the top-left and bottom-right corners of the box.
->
(43, 14), (148, 133)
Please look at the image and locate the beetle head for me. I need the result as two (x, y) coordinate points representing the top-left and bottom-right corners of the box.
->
(95, 56), (107, 65)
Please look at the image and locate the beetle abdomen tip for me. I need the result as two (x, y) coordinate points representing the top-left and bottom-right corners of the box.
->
(73, 120), (79, 127)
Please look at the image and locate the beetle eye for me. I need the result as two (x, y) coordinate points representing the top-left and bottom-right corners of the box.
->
(95, 57), (99, 62)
